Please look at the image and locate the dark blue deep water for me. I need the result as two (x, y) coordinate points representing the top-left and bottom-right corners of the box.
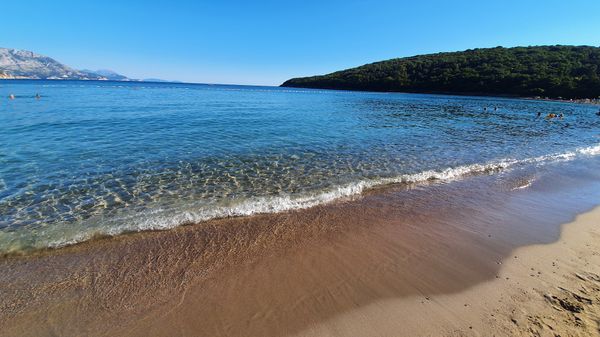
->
(1, 80), (599, 252)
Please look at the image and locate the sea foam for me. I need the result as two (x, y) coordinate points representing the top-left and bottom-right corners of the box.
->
(41, 143), (600, 251)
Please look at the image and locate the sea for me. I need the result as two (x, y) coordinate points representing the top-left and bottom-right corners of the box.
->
(1, 80), (599, 253)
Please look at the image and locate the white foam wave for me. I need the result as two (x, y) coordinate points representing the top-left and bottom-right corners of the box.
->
(577, 144), (600, 156)
(33, 143), (600, 250)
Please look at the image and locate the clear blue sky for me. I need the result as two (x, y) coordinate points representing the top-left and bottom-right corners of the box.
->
(3, 0), (600, 85)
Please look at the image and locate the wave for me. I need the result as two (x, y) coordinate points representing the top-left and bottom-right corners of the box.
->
(511, 180), (534, 190)
(2, 143), (597, 252)
(39, 143), (600, 249)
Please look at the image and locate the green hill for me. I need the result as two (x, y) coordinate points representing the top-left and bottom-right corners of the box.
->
(281, 46), (600, 99)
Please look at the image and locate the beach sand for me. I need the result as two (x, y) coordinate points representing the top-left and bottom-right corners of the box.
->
(293, 206), (600, 337)
(1, 167), (599, 337)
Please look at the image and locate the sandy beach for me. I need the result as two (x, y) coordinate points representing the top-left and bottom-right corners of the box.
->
(1, 161), (599, 337)
(2, 3), (600, 337)
(294, 205), (600, 337)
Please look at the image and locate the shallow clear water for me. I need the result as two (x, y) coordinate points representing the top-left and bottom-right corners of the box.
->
(1, 80), (599, 252)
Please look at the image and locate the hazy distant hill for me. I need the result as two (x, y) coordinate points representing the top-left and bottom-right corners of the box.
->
(282, 45), (600, 99)
(142, 78), (182, 83)
(82, 69), (130, 81)
(0, 47), (130, 81)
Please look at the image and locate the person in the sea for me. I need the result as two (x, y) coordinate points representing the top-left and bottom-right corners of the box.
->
(596, 109), (600, 116)
(537, 112), (541, 117)
(8, 94), (15, 100)
(35, 93), (41, 100)
(559, 113), (564, 119)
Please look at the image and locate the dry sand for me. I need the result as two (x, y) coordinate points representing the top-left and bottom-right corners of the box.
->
(1, 171), (599, 337)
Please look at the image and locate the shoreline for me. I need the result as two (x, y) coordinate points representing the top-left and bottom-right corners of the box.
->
(280, 83), (600, 104)
(525, 96), (600, 105)
(1, 158), (599, 336)
(3, 144), (600, 256)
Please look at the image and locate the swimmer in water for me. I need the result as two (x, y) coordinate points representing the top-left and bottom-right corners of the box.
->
(537, 112), (541, 117)
(35, 93), (41, 100)
(8, 94), (15, 100)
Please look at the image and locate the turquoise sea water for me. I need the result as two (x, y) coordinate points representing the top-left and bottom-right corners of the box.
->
(1, 80), (599, 252)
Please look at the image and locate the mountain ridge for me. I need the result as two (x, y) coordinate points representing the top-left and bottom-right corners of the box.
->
(0, 47), (130, 81)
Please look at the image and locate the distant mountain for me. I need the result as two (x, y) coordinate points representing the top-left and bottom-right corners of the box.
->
(81, 69), (130, 81)
(282, 45), (600, 99)
(142, 78), (182, 83)
(0, 47), (131, 81)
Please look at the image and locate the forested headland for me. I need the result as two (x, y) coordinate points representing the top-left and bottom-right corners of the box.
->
(282, 46), (600, 99)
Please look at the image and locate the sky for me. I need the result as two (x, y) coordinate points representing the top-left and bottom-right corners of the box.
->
(2, 0), (600, 86)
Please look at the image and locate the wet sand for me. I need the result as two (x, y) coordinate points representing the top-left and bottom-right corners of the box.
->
(293, 205), (600, 337)
(1, 160), (600, 337)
